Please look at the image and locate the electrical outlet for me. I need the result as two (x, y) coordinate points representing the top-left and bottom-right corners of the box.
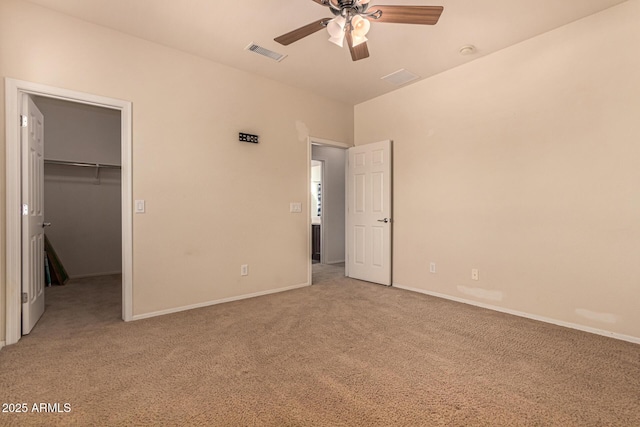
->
(429, 262), (436, 274)
(471, 268), (479, 281)
(241, 264), (248, 276)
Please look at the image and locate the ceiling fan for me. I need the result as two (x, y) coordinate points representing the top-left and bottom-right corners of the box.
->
(274, 0), (444, 61)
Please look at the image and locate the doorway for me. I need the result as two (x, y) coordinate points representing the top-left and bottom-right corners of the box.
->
(308, 137), (348, 284)
(5, 79), (133, 345)
(33, 96), (122, 278)
(311, 160), (323, 264)
(35, 95), (122, 327)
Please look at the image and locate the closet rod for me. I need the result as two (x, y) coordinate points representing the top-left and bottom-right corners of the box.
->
(44, 159), (121, 169)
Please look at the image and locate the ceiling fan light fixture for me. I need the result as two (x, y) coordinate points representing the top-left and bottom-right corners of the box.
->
(327, 16), (346, 47)
(327, 16), (346, 36)
(351, 15), (371, 38)
(351, 34), (368, 47)
(328, 35), (345, 47)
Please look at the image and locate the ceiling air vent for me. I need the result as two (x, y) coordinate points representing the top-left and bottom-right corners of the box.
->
(381, 69), (420, 86)
(245, 43), (287, 62)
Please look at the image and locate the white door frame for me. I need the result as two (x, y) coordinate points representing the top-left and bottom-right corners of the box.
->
(5, 78), (133, 345)
(307, 136), (350, 285)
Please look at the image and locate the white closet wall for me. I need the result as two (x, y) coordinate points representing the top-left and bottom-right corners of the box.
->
(34, 96), (122, 279)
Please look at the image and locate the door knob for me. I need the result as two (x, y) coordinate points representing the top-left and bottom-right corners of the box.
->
(42, 222), (51, 228)
(377, 218), (390, 223)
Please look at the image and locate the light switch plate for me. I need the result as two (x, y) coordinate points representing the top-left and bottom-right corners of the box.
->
(135, 200), (145, 214)
(290, 202), (302, 213)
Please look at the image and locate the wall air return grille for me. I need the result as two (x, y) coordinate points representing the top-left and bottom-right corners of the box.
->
(245, 43), (287, 62)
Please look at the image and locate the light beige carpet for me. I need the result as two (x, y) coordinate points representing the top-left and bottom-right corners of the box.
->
(312, 262), (346, 284)
(1, 271), (639, 426)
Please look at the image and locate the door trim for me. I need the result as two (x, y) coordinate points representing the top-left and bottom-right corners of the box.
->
(4, 78), (133, 345)
(307, 136), (350, 285)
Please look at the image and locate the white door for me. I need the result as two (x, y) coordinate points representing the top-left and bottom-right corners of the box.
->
(347, 140), (392, 285)
(21, 94), (46, 334)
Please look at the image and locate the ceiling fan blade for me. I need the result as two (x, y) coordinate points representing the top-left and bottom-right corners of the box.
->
(311, 0), (339, 6)
(274, 18), (331, 46)
(345, 31), (370, 62)
(371, 5), (444, 25)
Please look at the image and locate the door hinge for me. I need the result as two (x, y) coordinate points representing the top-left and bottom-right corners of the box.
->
(22, 292), (28, 303)
(20, 115), (28, 128)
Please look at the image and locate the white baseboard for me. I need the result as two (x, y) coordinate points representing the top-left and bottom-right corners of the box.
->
(0, 341), (5, 350)
(69, 271), (122, 279)
(324, 260), (345, 265)
(132, 282), (311, 321)
(393, 283), (640, 345)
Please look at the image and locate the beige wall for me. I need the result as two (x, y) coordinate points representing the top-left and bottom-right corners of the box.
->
(355, 1), (640, 340)
(0, 0), (353, 340)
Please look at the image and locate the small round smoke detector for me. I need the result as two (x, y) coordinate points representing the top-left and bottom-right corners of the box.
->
(459, 45), (476, 56)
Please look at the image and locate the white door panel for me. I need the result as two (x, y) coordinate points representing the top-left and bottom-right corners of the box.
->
(372, 172), (384, 212)
(347, 140), (392, 285)
(372, 226), (384, 267)
(22, 94), (45, 334)
(355, 174), (366, 212)
(354, 226), (366, 265)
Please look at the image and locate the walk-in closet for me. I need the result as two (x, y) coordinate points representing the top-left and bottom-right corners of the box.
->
(33, 96), (122, 317)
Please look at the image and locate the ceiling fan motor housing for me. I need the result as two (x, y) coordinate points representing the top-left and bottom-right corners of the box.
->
(329, 0), (370, 17)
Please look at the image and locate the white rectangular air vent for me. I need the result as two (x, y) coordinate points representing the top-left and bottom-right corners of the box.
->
(245, 43), (287, 62)
(381, 68), (420, 86)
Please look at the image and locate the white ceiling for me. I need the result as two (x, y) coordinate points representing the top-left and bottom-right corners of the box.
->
(25, 0), (628, 105)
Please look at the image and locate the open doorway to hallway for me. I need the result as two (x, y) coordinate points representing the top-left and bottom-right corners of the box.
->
(310, 143), (347, 284)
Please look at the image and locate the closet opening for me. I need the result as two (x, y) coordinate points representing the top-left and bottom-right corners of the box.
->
(5, 79), (133, 346)
(33, 95), (123, 327)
